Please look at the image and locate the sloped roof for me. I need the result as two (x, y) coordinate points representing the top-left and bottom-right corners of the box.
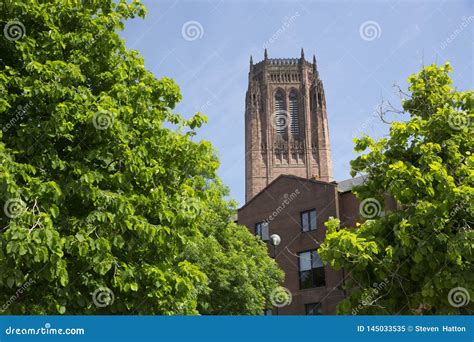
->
(337, 175), (367, 193)
(239, 174), (336, 211)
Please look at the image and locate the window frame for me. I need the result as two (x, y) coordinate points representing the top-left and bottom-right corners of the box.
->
(298, 249), (326, 289)
(305, 302), (322, 315)
(274, 90), (287, 135)
(301, 209), (317, 232)
(255, 221), (269, 242)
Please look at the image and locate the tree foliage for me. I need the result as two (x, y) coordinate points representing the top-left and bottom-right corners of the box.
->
(319, 63), (473, 315)
(0, 0), (282, 314)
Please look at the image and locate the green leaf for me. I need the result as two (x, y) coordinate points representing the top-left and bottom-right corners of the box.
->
(0, 0), (283, 316)
(6, 276), (15, 288)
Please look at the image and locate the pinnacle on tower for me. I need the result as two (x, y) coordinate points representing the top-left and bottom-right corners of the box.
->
(244, 51), (333, 202)
(250, 55), (253, 65)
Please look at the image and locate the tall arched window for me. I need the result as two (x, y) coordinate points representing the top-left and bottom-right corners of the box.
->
(289, 91), (300, 136)
(274, 91), (286, 134)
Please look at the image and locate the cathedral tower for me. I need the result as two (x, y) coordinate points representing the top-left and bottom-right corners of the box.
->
(245, 49), (333, 202)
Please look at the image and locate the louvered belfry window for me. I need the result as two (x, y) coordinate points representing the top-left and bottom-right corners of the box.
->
(289, 91), (299, 136)
(274, 91), (286, 134)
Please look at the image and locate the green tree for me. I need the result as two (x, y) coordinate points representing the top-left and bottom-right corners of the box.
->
(319, 63), (473, 315)
(185, 185), (283, 315)
(0, 0), (281, 314)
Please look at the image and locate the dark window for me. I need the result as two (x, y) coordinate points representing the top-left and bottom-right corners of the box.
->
(301, 209), (317, 232)
(305, 303), (322, 315)
(255, 221), (269, 241)
(263, 309), (272, 316)
(289, 91), (300, 136)
(299, 250), (325, 289)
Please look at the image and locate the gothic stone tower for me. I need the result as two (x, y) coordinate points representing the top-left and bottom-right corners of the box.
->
(245, 49), (333, 202)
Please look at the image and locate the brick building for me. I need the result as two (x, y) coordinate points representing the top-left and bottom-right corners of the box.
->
(238, 50), (365, 315)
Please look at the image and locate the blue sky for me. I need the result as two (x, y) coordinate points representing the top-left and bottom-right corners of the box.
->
(120, 0), (473, 206)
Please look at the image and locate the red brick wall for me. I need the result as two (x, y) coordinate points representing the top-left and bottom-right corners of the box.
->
(238, 176), (345, 315)
(339, 191), (361, 228)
